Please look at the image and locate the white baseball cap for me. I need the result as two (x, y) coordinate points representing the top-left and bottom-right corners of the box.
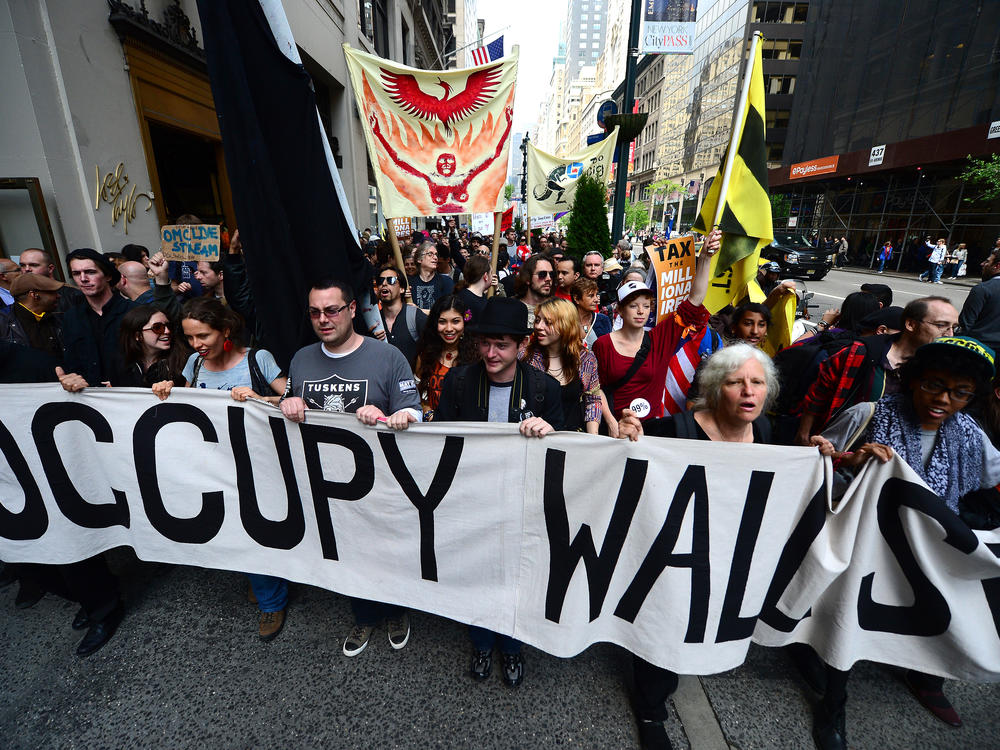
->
(617, 280), (654, 304)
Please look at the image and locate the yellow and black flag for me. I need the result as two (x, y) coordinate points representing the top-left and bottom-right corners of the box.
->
(693, 34), (773, 313)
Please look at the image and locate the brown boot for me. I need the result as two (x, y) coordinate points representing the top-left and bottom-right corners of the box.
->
(258, 609), (285, 642)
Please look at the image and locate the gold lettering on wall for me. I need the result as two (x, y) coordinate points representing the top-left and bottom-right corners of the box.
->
(93, 162), (154, 234)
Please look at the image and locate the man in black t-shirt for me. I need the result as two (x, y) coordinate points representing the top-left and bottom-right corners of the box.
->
(375, 264), (426, 367)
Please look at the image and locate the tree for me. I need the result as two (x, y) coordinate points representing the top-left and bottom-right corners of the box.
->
(566, 172), (612, 257)
(624, 201), (650, 233)
(960, 153), (1000, 202)
(503, 183), (515, 204)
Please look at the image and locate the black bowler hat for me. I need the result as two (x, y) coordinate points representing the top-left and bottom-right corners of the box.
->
(471, 297), (532, 337)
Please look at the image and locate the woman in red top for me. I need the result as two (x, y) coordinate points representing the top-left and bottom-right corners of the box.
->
(593, 228), (720, 421)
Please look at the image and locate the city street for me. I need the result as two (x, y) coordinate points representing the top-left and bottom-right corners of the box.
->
(799, 265), (975, 312)
(2, 545), (998, 749)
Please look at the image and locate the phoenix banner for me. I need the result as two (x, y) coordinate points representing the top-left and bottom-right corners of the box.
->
(526, 130), (618, 218)
(345, 45), (518, 218)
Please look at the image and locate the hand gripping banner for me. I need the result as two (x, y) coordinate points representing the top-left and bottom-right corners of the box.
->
(526, 130), (618, 218)
(344, 45), (518, 218)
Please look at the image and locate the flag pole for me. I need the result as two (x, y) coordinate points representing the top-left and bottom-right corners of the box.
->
(488, 212), (502, 298)
(711, 31), (763, 228)
(385, 218), (406, 275)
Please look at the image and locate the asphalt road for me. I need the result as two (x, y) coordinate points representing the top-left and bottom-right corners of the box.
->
(2, 550), (999, 749)
(794, 265), (975, 314)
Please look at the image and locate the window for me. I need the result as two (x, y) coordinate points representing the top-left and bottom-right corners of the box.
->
(582, 13), (588, 20)
(752, 2), (808, 24)
(763, 74), (796, 95)
(592, 42), (600, 47)
(580, 32), (587, 38)
(359, 0), (389, 56)
(760, 39), (802, 60)
(765, 109), (791, 129)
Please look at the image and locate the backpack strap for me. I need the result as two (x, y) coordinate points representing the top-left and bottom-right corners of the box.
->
(190, 355), (203, 387)
(404, 305), (418, 341)
(246, 348), (269, 395)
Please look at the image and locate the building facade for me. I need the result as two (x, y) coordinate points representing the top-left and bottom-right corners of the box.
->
(0, 0), (450, 273)
(563, 0), (607, 78)
(770, 0), (1000, 265)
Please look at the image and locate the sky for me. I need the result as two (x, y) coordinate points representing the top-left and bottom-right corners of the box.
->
(474, 0), (567, 136)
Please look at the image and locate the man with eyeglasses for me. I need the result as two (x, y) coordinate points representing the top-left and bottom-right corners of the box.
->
(513, 254), (555, 328)
(280, 278), (421, 658)
(958, 243), (1000, 353)
(375, 264), (426, 367)
(794, 295), (959, 444)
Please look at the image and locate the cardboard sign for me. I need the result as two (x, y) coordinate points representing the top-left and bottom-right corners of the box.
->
(649, 235), (697, 323)
(160, 224), (221, 261)
(389, 217), (412, 238)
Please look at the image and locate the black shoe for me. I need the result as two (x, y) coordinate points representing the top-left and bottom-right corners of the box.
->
(75, 604), (124, 658)
(637, 719), (673, 750)
(787, 644), (827, 695)
(71, 606), (90, 631)
(14, 582), (44, 609)
(501, 652), (524, 688)
(0, 564), (16, 590)
(812, 701), (847, 750)
(471, 649), (492, 681)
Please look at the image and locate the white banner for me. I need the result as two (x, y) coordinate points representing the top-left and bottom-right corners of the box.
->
(526, 130), (618, 218)
(471, 212), (495, 235)
(2, 386), (999, 679)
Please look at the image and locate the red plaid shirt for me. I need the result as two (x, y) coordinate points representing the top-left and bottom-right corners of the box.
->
(801, 339), (887, 429)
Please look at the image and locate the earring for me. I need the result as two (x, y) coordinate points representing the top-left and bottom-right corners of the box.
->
(222, 338), (233, 352)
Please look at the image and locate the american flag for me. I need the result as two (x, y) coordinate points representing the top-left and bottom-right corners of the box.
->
(471, 35), (504, 66)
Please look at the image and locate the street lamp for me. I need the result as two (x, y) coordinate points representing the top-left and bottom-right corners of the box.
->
(520, 133), (530, 228)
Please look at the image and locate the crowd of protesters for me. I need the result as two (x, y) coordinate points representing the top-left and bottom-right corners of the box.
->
(2, 218), (1000, 750)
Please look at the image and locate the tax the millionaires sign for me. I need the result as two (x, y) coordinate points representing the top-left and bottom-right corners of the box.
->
(649, 235), (697, 323)
(159, 224), (221, 261)
(2, 385), (1000, 679)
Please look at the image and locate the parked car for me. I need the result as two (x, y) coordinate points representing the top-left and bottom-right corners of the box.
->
(762, 234), (835, 280)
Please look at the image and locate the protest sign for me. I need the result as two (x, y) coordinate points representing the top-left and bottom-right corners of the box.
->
(390, 217), (412, 238)
(2, 385), (999, 679)
(160, 224), (221, 261)
(471, 212), (495, 235)
(648, 235), (697, 323)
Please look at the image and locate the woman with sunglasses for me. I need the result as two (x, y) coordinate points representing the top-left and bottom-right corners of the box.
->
(524, 298), (603, 433)
(414, 294), (479, 420)
(117, 305), (189, 387)
(151, 298), (289, 641)
(808, 336), (1000, 749)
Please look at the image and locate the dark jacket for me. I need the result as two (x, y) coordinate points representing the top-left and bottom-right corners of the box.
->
(0, 340), (59, 383)
(222, 252), (262, 344)
(61, 293), (138, 385)
(57, 285), (85, 314)
(0, 304), (62, 360)
(435, 360), (564, 428)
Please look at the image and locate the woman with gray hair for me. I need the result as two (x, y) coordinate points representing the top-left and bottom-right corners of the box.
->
(618, 343), (778, 442)
(615, 343), (778, 749)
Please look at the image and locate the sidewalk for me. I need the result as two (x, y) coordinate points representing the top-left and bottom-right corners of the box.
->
(837, 263), (979, 289)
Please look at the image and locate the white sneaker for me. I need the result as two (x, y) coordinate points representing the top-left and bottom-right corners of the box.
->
(343, 623), (374, 656)
(386, 613), (410, 650)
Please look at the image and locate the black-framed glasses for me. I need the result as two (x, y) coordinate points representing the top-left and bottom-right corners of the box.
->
(142, 322), (169, 335)
(378, 276), (399, 286)
(919, 379), (975, 403)
(921, 319), (956, 333)
(308, 304), (349, 320)
(534, 270), (553, 279)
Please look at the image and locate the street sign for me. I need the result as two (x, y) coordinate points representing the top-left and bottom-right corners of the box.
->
(597, 100), (618, 130)
(868, 144), (885, 167)
(586, 132), (608, 146)
(989, 120), (1000, 139)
